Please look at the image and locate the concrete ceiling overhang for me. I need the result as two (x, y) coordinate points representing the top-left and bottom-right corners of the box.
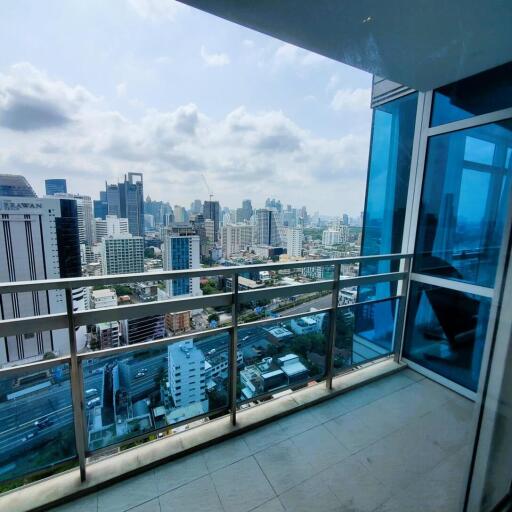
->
(178, 0), (512, 91)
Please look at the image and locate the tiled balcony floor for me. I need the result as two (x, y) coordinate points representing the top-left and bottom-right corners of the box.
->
(53, 370), (473, 512)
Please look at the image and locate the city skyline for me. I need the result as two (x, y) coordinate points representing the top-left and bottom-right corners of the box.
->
(0, 0), (372, 216)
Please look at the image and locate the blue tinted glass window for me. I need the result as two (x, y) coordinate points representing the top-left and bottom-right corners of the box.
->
(334, 298), (398, 374)
(414, 120), (512, 287)
(431, 62), (512, 127)
(360, 92), (418, 299)
(403, 282), (490, 391)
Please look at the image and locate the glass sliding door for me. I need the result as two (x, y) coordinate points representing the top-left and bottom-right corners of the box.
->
(403, 65), (512, 393)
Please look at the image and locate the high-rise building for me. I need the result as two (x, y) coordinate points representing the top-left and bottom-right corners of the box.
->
(101, 234), (144, 275)
(173, 205), (188, 223)
(253, 208), (283, 247)
(241, 199), (253, 222)
(342, 213), (349, 226)
(55, 194), (94, 246)
(286, 227), (303, 257)
(0, 175), (36, 197)
(322, 228), (343, 246)
(203, 200), (220, 242)
(144, 197), (173, 226)
(168, 339), (206, 408)
(44, 179), (67, 196)
(95, 215), (129, 242)
(222, 223), (254, 258)
(162, 226), (201, 298)
(190, 199), (202, 215)
(0, 175), (84, 364)
(105, 173), (144, 237)
(94, 191), (108, 220)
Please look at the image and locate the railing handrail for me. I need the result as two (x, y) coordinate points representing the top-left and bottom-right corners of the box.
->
(0, 252), (412, 294)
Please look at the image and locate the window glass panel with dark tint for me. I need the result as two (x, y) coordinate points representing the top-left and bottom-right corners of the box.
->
(431, 62), (512, 127)
(414, 120), (512, 287)
(360, 92), (418, 300)
(403, 282), (490, 392)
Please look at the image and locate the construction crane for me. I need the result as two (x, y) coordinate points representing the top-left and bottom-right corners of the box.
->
(201, 173), (214, 202)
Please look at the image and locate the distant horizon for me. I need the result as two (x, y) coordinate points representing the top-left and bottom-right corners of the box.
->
(0, 0), (372, 217)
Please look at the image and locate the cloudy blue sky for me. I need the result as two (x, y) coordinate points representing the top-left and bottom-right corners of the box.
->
(0, 0), (372, 215)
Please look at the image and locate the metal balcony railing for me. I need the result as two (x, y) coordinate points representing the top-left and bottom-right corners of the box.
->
(0, 253), (412, 487)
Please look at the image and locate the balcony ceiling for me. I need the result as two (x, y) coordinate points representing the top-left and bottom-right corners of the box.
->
(178, 0), (512, 91)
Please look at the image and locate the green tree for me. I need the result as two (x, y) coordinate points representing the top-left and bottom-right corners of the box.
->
(207, 313), (220, 323)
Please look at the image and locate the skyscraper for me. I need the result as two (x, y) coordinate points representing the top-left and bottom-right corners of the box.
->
(162, 226), (201, 298)
(105, 173), (144, 237)
(286, 227), (303, 257)
(203, 200), (220, 242)
(253, 208), (284, 247)
(0, 175), (83, 364)
(44, 178), (67, 196)
(94, 190), (108, 220)
(241, 199), (253, 222)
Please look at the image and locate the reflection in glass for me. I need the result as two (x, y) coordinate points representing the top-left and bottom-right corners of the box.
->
(237, 313), (327, 402)
(360, 92), (418, 300)
(0, 364), (76, 483)
(83, 333), (229, 451)
(403, 282), (490, 391)
(431, 62), (512, 127)
(414, 120), (512, 287)
(334, 298), (398, 374)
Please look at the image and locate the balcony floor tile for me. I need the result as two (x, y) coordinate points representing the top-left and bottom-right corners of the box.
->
(47, 370), (472, 512)
(210, 456), (276, 512)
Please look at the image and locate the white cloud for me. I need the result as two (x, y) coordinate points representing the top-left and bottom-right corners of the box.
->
(274, 43), (327, 68)
(116, 82), (127, 97)
(200, 46), (230, 67)
(242, 39), (255, 48)
(128, 0), (185, 21)
(331, 88), (371, 112)
(0, 63), (370, 214)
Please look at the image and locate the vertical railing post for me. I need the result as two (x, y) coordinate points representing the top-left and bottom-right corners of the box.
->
(65, 288), (87, 482)
(325, 263), (341, 390)
(228, 272), (239, 426)
(394, 257), (412, 362)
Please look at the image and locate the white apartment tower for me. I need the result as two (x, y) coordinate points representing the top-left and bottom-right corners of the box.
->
(95, 215), (129, 242)
(286, 227), (303, 257)
(168, 339), (206, 408)
(221, 223), (254, 258)
(101, 234), (144, 275)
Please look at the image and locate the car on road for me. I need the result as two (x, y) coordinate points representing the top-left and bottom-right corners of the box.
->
(87, 397), (101, 408)
(135, 369), (147, 378)
(22, 431), (38, 442)
(85, 388), (98, 398)
(34, 418), (53, 430)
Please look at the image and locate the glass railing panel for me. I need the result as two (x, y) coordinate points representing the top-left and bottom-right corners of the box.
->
(334, 297), (399, 374)
(0, 362), (77, 488)
(236, 313), (327, 403)
(237, 264), (334, 326)
(82, 331), (230, 452)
